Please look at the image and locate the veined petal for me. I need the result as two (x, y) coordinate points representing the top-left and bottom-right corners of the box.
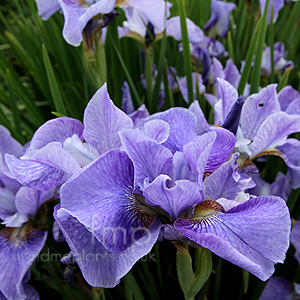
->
(60, 149), (157, 252)
(205, 127), (236, 173)
(54, 206), (160, 287)
(143, 120), (170, 144)
(29, 117), (84, 151)
(83, 83), (133, 154)
(189, 101), (209, 135)
(183, 132), (216, 182)
(204, 153), (254, 201)
(214, 78), (238, 125)
(5, 154), (64, 191)
(148, 107), (197, 153)
(0, 227), (47, 300)
(241, 84), (280, 140)
(120, 129), (173, 186)
(143, 175), (202, 220)
(175, 197), (290, 281)
(251, 112), (300, 158)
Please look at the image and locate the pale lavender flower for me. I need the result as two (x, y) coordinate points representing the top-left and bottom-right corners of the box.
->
(204, 0), (236, 38)
(259, 0), (285, 23)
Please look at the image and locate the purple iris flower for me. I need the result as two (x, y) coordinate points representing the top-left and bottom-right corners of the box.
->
(0, 127), (51, 300)
(259, 277), (300, 300)
(118, 1), (172, 43)
(259, 0), (285, 23)
(5, 84), (139, 192)
(203, 0), (236, 38)
(247, 172), (291, 201)
(261, 42), (294, 76)
(54, 90), (290, 286)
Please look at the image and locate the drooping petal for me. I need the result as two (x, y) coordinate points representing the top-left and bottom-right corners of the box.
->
(120, 129), (173, 186)
(175, 197), (290, 281)
(0, 227), (47, 300)
(61, 149), (158, 253)
(54, 206), (160, 287)
(143, 175), (202, 220)
(241, 84), (281, 140)
(29, 117), (84, 151)
(250, 112), (300, 157)
(83, 83), (133, 154)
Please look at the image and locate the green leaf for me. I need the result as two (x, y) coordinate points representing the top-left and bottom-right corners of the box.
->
(178, 0), (193, 104)
(238, 17), (262, 95)
(277, 66), (293, 92)
(123, 272), (145, 300)
(42, 44), (67, 116)
(110, 37), (142, 108)
(249, 0), (269, 94)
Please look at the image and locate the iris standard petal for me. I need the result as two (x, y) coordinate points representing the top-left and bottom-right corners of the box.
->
(120, 129), (173, 186)
(83, 83), (133, 154)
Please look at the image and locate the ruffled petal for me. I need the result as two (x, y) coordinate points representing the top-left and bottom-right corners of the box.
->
(143, 175), (202, 220)
(120, 129), (173, 186)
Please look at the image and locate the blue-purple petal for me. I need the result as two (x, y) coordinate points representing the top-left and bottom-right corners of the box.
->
(175, 196), (290, 281)
(54, 206), (160, 287)
(83, 83), (133, 154)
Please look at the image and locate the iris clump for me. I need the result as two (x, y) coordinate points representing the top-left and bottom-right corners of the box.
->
(0, 0), (300, 299)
